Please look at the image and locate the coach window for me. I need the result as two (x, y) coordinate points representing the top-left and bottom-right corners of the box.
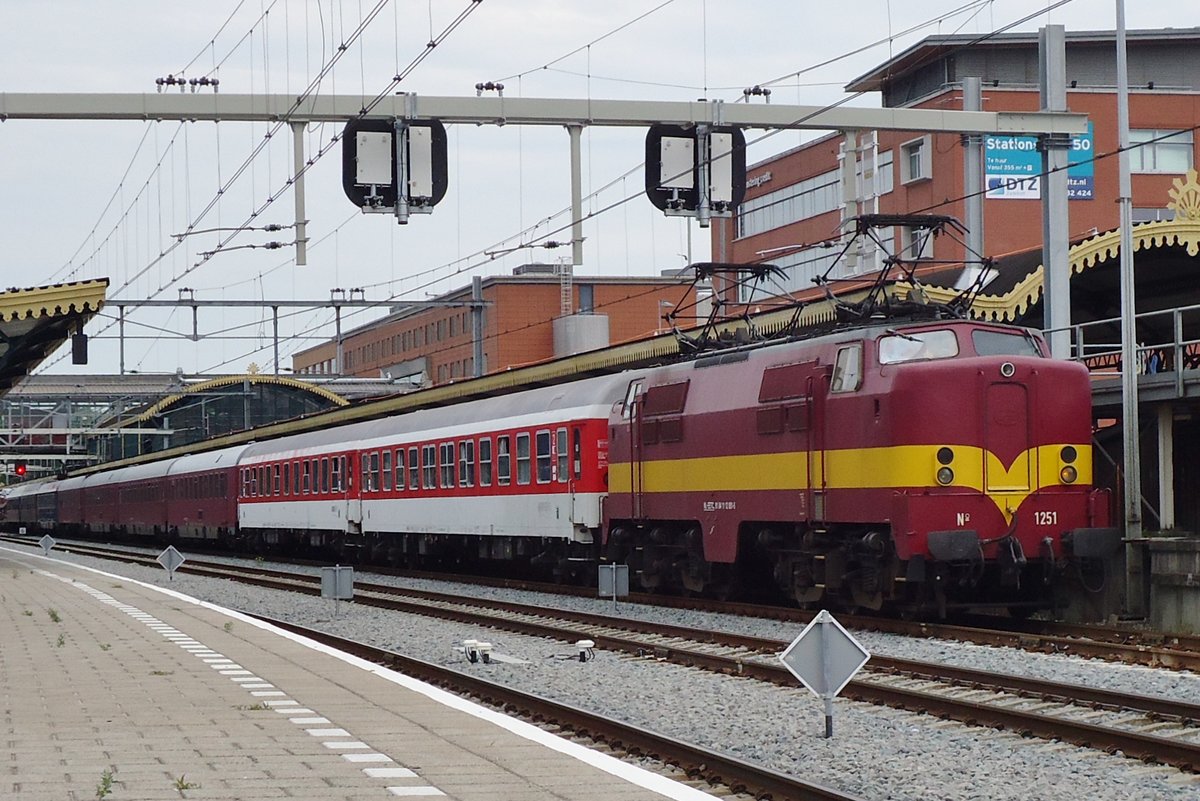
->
(241, 469), (249, 497)
(273, 465), (281, 495)
(302, 461), (312, 494)
(330, 457), (342, 492)
(556, 428), (568, 482)
(497, 435), (512, 485)
(369, 452), (380, 492)
(422, 444), (437, 489)
(573, 428), (583, 479)
(440, 442), (456, 488)
(382, 450), (394, 492)
(322, 457), (332, 494)
(479, 438), (493, 486)
(361, 454), (371, 492)
(408, 446), (420, 490)
(283, 463), (291, 496)
(831, 343), (863, 393)
(293, 461), (301, 494)
(517, 433), (532, 485)
(535, 430), (553, 483)
(459, 439), (475, 487)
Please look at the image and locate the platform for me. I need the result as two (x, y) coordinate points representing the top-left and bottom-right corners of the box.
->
(0, 547), (717, 801)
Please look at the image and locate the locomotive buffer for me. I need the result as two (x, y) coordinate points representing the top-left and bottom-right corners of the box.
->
(779, 611), (871, 738)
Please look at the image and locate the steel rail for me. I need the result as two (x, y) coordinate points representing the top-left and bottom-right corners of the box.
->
(247, 613), (862, 801)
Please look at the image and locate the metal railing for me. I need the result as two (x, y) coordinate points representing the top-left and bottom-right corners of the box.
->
(1045, 302), (1200, 398)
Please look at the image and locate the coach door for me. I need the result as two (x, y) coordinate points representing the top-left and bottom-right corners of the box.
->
(625, 379), (646, 520)
(344, 454), (363, 533)
(984, 382), (1031, 492)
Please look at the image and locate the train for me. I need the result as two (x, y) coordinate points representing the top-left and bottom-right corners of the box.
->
(2, 316), (1120, 616)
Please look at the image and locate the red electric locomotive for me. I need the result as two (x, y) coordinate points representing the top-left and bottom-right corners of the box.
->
(603, 318), (1117, 616)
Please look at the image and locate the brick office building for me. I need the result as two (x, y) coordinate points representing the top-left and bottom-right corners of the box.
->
(715, 28), (1200, 301)
(292, 268), (700, 384)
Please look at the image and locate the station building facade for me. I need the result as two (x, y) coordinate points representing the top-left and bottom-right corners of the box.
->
(291, 268), (699, 384)
(715, 28), (1200, 301)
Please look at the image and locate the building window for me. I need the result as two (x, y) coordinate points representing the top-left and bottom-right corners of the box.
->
(1131, 129), (1193, 174)
(735, 152), (894, 239)
(900, 136), (931, 183)
(899, 225), (932, 261)
(578, 284), (594, 312)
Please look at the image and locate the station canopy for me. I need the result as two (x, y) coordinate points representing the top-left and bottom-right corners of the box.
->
(0, 279), (108, 395)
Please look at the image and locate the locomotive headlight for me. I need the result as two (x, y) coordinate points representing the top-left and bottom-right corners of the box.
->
(936, 467), (954, 485)
(936, 447), (954, 465)
(1060, 465), (1078, 484)
(1061, 445), (1078, 463)
(1000, 362), (1016, 378)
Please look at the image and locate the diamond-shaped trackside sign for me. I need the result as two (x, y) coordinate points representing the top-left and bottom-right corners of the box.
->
(156, 546), (186, 580)
(779, 610), (870, 699)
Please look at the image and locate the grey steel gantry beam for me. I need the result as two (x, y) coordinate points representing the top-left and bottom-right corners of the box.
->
(0, 93), (1087, 135)
(0, 91), (1087, 300)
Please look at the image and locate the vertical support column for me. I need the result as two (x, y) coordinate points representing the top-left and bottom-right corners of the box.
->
(272, 306), (280, 375)
(118, 306), (126, 376)
(961, 77), (985, 284)
(1116, 1), (1145, 615)
(568, 124), (584, 267)
(840, 130), (859, 275)
(1158, 403), (1175, 531)
(695, 124), (712, 229)
(291, 122), (308, 266)
(335, 306), (344, 376)
(1039, 25), (1071, 359)
(471, 276), (484, 378)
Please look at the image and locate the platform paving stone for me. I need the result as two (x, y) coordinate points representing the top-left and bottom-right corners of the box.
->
(1, 550), (718, 801)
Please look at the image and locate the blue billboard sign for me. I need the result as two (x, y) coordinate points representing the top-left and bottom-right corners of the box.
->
(985, 123), (1093, 200)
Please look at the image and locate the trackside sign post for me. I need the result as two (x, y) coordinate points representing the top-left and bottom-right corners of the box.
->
(321, 565), (354, 617)
(156, 546), (186, 581)
(38, 534), (56, 555)
(779, 610), (870, 738)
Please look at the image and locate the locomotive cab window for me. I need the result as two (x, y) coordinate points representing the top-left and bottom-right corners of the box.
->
(622, 379), (644, 418)
(972, 329), (1043, 358)
(878, 329), (959, 364)
(831, 343), (863, 392)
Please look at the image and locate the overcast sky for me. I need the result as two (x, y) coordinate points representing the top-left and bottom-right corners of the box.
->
(1, 0), (1192, 377)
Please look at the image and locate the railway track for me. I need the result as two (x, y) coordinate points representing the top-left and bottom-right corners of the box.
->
(12, 534), (1200, 671)
(11, 535), (1200, 775)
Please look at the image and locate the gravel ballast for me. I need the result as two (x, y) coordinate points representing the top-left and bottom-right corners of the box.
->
(8, 543), (1200, 801)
